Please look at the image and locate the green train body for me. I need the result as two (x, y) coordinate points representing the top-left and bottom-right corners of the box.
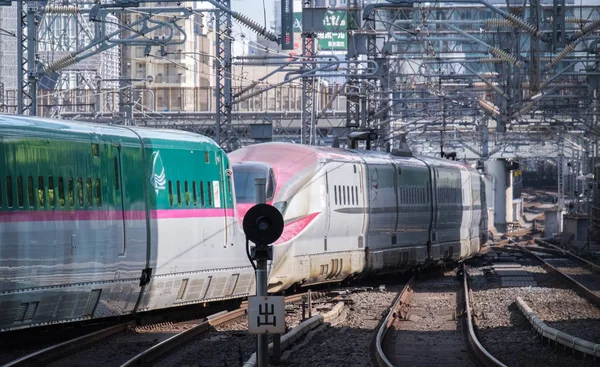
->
(0, 115), (253, 331)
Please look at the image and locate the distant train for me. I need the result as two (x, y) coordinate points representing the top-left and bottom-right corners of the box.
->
(229, 143), (488, 292)
(0, 116), (488, 332)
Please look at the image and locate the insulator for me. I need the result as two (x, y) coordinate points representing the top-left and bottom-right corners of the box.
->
(545, 43), (576, 69)
(571, 18), (600, 42)
(233, 81), (258, 99)
(507, 14), (538, 37)
(490, 48), (520, 67)
(479, 57), (502, 63)
(44, 53), (77, 74)
(565, 17), (591, 24)
(44, 5), (79, 14)
(486, 19), (512, 27)
(233, 13), (279, 42)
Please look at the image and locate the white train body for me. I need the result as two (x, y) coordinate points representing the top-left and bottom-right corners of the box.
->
(229, 143), (488, 292)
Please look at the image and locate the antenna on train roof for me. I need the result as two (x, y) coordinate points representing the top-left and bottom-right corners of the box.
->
(390, 134), (413, 157)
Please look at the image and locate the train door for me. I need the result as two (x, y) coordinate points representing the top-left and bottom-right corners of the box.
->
(459, 168), (472, 255)
(325, 162), (363, 251)
(111, 141), (127, 257)
(218, 151), (235, 247)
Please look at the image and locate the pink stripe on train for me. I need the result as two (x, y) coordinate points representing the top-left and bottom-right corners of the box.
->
(0, 208), (235, 223)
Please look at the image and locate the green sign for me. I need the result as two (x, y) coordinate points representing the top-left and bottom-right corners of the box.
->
(292, 10), (347, 51)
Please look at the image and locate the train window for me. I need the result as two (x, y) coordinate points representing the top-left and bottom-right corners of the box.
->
(92, 143), (99, 157)
(17, 176), (24, 207)
(343, 186), (347, 205)
(38, 177), (45, 208)
(48, 177), (55, 208)
(77, 178), (84, 207)
(68, 178), (75, 207)
(95, 178), (102, 206)
(355, 186), (359, 205)
(86, 178), (93, 206)
(199, 181), (205, 206)
(192, 182), (197, 206)
(353, 165), (356, 174)
(267, 169), (275, 200)
(27, 176), (34, 208)
(184, 181), (190, 206)
(207, 181), (212, 207)
(58, 177), (65, 207)
(346, 186), (350, 205)
(168, 181), (174, 206)
(204, 151), (210, 164)
(6, 176), (12, 208)
(351, 185), (355, 205)
(114, 158), (119, 190)
(334, 186), (338, 205)
(398, 167), (402, 175)
(176, 181), (182, 207)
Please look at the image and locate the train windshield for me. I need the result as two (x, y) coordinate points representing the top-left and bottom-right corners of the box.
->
(232, 162), (275, 203)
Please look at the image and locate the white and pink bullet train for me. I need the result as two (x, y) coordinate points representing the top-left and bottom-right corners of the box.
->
(229, 142), (488, 292)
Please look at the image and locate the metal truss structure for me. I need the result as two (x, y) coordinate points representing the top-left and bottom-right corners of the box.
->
(3, 0), (600, 234)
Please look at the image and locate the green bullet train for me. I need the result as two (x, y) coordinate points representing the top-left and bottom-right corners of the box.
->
(0, 115), (255, 332)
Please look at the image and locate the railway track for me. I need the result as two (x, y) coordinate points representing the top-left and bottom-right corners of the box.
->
(508, 237), (600, 308)
(370, 266), (505, 367)
(2, 294), (310, 367)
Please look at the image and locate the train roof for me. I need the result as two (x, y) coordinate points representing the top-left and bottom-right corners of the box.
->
(229, 142), (476, 172)
(0, 114), (219, 149)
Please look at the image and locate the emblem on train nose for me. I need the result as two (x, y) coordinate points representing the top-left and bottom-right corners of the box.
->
(150, 151), (166, 195)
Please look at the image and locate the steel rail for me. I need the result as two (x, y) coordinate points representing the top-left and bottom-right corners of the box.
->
(370, 266), (505, 367)
(515, 243), (600, 309)
(461, 265), (507, 367)
(369, 277), (414, 367)
(120, 293), (311, 366)
(3, 322), (133, 367)
(532, 238), (600, 274)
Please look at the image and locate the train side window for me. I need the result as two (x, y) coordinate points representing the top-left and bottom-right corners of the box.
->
(48, 177), (55, 208)
(199, 181), (205, 207)
(6, 176), (12, 208)
(192, 181), (197, 206)
(343, 186), (347, 205)
(114, 157), (119, 190)
(346, 186), (350, 205)
(351, 185), (355, 205)
(176, 181), (182, 206)
(334, 186), (338, 205)
(68, 178), (75, 207)
(184, 181), (190, 206)
(168, 181), (174, 206)
(355, 186), (359, 205)
(58, 177), (65, 207)
(86, 178), (93, 206)
(204, 152), (210, 164)
(77, 178), (84, 207)
(95, 178), (102, 206)
(38, 176), (45, 208)
(17, 176), (24, 207)
(26, 176), (34, 208)
(206, 181), (212, 207)
(92, 143), (99, 157)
